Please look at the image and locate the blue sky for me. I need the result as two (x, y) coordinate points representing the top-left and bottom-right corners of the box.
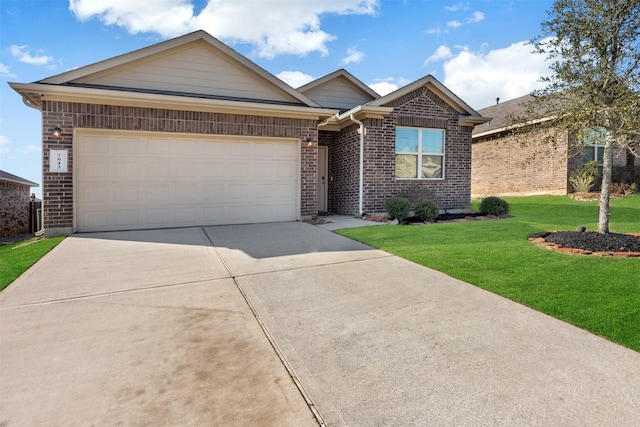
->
(1, 0), (554, 197)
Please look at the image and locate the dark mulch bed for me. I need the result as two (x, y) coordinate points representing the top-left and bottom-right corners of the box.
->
(544, 231), (640, 253)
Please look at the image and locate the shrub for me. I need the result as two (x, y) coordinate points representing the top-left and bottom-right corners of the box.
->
(414, 200), (439, 221)
(612, 165), (635, 184)
(479, 196), (510, 216)
(385, 197), (410, 221)
(397, 183), (436, 210)
(611, 181), (638, 195)
(569, 161), (600, 193)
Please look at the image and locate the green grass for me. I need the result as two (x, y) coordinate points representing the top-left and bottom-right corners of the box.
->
(0, 237), (65, 292)
(338, 195), (640, 352)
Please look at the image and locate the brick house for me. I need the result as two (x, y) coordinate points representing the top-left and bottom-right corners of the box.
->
(471, 94), (640, 197)
(10, 30), (487, 236)
(0, 170), (38, 237)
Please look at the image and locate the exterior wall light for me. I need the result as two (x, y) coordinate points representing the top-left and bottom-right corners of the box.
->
(52, 127), (62, 138)
(305, 137), (313, 147)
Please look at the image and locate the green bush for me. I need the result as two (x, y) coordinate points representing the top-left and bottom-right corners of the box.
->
(479, 196), (510, 215)
(385, 196), (410, 221)
(397, 183), (436, 210)
(415, 200), (439, 221)
(569, 161), (601, 192)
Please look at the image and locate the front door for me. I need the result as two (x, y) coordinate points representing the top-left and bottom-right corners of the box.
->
(317, 145), (328, 213)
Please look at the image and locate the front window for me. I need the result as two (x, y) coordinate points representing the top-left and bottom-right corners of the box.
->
(582, 128), (605, 164)
(395, 127), (445, 179)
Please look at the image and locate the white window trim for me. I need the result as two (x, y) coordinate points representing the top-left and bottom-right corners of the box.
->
(395, 126), (445, 180)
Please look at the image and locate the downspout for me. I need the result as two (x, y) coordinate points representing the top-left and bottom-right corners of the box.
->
(349, 115), (365, 216)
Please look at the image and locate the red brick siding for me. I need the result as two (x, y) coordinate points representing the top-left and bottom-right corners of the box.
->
(41, 101), (318, 231)
(472, 129), (571, 196)
(0, 183), (31, 236)
(472, 129), (636, 197)
(324, 87), (474, 215)
(323, 127), (360, 214)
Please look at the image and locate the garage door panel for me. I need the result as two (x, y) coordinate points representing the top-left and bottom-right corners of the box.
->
(77, 132), (298, 232)
(148, 139), (170, 154)
(82, 136), (110, 154)
(114, 185), (139, 202)
(115, 162), (140, 179)
(115, 138), (141, 154)
(82, 161), (109, 179)
(146, 185), (171, 202)
(228, 183), (250, 199)
(202, 184), (225, 200)
(175, 185), (198, 201)
(175, 161), (198, 177)
(82, 185), (109, 203)
(114, 209), (139, 226)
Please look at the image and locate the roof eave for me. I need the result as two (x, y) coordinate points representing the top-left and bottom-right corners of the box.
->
(459, 115), (491, 127)
(9, 83), (339, 120)
(318, 105), (394, 131)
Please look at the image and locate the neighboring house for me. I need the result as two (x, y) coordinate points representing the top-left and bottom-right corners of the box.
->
(0, 170), (39, 237)
(471, 94), (639, 197)
(10, 30), (488, 236)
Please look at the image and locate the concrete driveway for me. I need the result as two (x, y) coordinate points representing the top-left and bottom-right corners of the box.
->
(1, 223), (639, 426)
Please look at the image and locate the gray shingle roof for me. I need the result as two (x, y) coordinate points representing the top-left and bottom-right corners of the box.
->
(0, 170), (39, 187)
(472, 94), (537, 137)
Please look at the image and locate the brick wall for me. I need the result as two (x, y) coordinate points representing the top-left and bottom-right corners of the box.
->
(41, 101), (318, 234)
(472, 129), (638, 197)
(472, 129), (571, 196)
(0, 182), (30, 237)
(323, 127), (360, 214)
(324, 87), (474, 215)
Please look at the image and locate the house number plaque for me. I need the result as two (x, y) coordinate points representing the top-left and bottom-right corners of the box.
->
(49, 149), (68, 173)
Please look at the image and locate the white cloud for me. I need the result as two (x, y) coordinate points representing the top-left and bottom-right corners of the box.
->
(9, 45), (53, 66)
(447, 20), (462, 28)
(425, 45), (453, 64)
(445, 2), (469, 12)
(0, 135), (11, 154)
(0, 63), (16, 78)
(341, 47), (365, 65)
(467, 11), (484, 23)
(19, 144), (40, 154)
(425, 27), (445, 35)
(442, 40), (553, 109)
(369, 80), (398, 96)
(276, 70), (315, 88)
(69, 0), (379, 58)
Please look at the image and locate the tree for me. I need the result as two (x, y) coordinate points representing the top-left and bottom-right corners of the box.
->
(513, 0), (640, 233)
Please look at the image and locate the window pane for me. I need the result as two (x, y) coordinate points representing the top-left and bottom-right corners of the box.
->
(395, 154), (418, 178)
(422, 129), (444, 153)
(583, 146), (595, 163)
(396, 128), (419, 153)
(421, 155), (443, 178)
(596, 146), (604, 162)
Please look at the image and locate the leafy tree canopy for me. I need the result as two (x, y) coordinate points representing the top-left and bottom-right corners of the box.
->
(510, 0), (640, 233)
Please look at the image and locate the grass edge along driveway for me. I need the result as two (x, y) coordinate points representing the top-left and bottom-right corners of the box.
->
(0, 237), (65, 292)
(338, 195), (640, 352)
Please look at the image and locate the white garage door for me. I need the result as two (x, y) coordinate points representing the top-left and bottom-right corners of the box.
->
(75, 130), (298, 232)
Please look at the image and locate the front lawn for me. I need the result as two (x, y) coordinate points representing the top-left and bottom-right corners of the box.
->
(0, 237), (65, 292)
(338, 195), (640, 352)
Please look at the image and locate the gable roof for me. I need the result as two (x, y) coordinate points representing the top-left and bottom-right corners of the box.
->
(0, 170), (38, 187)
(472, 94), (537, 138)
(10, 31), (338, 120)
(367, 75), (489, 126)
(298, 69), (380, 110)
